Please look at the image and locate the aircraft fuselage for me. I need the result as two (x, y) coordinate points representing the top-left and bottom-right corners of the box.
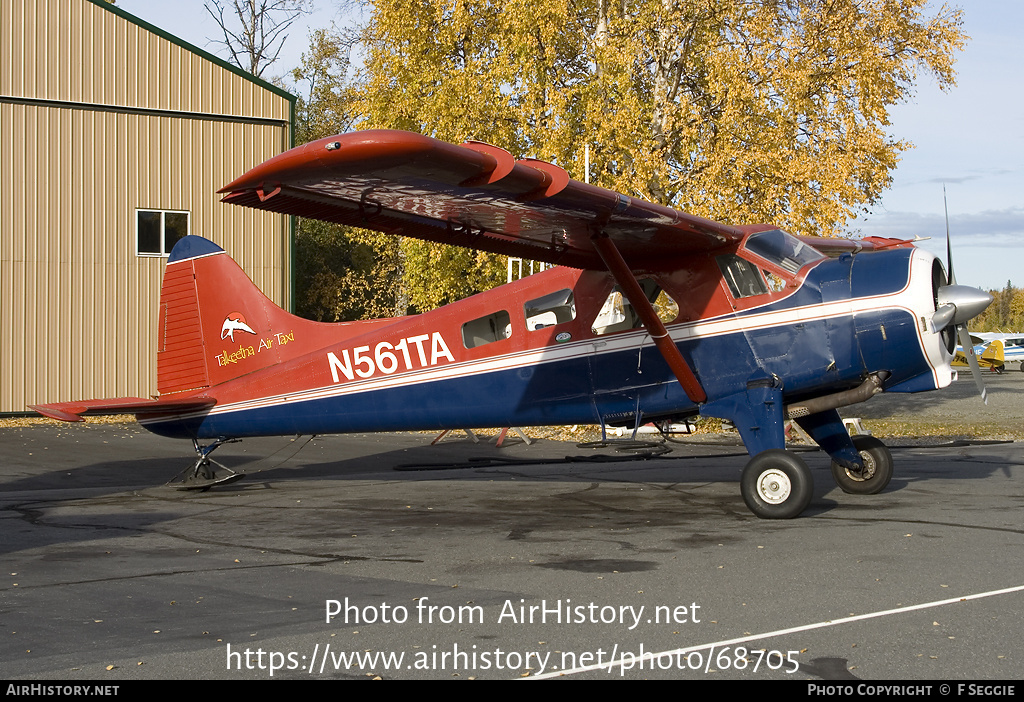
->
(141, 231), (952, 443)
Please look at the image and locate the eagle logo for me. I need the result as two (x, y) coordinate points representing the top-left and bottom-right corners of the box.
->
(221, 312), (257, 342)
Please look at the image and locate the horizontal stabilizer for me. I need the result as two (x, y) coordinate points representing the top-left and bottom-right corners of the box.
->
(30, 397), (217, 423)
(795, 235), (918, 256)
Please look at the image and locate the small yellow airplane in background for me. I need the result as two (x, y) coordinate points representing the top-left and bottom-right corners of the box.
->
(953, 334), (1024, 373)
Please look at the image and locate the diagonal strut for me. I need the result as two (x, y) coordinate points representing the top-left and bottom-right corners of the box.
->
(591, 234), (707, 404)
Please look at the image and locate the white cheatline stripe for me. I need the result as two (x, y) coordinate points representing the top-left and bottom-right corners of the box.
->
(527, 583), (1024, 679)
(151, 261), (926, 425)
(188, 293), (920, 422)
(169, 250), (224, 265)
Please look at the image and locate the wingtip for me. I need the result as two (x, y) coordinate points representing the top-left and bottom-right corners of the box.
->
(29, 404), (86, 422)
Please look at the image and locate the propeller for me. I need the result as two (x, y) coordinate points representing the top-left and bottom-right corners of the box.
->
(931, 186), (993, 403)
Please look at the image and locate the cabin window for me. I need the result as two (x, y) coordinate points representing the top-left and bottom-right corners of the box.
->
(462, 311), (512, 349)
(137, 209), (189, 256)
(764, 270), (787, 293)
(592, 280), (677, 335)
(717, 255), (768, 298)
(525, 289), (576, 330)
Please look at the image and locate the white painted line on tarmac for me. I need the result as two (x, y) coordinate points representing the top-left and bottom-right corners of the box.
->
(528, 583), (1024, 679)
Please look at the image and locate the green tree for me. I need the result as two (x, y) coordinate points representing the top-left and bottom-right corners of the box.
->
(999, 280), (1013, 327)
(293, 219), (404, 321)
(289, 27), (410, 320)
(292, 27), (358, 141)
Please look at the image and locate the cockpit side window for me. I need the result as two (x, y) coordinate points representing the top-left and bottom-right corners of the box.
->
(462, 311), (512, 349)
(716, 255), (768, 298)
(525, 289), (576, 330)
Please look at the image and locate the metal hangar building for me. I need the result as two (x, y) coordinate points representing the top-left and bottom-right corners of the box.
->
(1, 0), (296, 413)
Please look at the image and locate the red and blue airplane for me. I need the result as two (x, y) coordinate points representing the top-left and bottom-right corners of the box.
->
(32, 130), (994, 518)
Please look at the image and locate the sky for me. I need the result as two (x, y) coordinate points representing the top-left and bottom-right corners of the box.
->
(119, 0), (1023, 291)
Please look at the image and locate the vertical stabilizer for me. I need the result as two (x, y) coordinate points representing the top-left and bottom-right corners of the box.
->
(157, 236), (291, 394)
(157, 235), (406, 397)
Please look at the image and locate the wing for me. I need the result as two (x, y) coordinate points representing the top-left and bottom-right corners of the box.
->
(219, 130), (747, 270)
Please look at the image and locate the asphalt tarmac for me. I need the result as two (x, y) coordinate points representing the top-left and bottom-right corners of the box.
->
(2, 380), (1022, 681)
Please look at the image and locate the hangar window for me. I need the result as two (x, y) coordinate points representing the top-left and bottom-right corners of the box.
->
(525, 289), (576, 330)
(463, 311), (512, 349)
(137, 209), (189, 256)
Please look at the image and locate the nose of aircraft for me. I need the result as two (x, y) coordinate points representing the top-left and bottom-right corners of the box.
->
(932, 284), (994, 331)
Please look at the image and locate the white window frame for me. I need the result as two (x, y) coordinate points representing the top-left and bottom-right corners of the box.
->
(136, 209), (190, 257)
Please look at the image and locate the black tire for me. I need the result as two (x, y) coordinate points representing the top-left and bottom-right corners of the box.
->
(741, 450), (813, 519)
(830, 435), (893, 495)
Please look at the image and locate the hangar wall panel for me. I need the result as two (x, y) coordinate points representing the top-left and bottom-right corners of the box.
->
(1, 0), (294, 412)
(1, 0), (290, 122)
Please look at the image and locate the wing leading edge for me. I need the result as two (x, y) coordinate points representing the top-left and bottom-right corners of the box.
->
(219, 130), (748, 271)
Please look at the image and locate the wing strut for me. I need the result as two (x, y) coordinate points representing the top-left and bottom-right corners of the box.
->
(591, 233), (707, 403)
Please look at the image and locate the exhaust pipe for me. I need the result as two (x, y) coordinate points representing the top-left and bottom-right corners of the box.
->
(785, 372), (890, 419)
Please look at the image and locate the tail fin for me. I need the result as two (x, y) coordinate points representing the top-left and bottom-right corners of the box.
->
(980, 339), (1005, 368)
(157, 236), (301, 394)
(157, 236), (400, 395)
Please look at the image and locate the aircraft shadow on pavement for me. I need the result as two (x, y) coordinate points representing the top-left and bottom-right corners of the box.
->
(2, 432), (1020, 561)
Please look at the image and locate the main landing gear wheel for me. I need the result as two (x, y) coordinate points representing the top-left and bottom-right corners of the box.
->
(741, 450), (813, 519)
(830, 435), (893, 495)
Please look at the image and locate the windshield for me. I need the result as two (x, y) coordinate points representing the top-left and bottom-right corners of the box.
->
(744, 229), (825, 274)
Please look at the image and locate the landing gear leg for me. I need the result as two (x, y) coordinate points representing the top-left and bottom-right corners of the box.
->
(168, 438), (244, 491)
(795, 409), (893, 495)
(702, 376), (816, 518)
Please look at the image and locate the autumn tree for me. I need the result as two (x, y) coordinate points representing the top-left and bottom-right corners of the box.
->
(292, 27), (359, 141)
(973, 283), (1024, 332)
(352, 0), (965, 310)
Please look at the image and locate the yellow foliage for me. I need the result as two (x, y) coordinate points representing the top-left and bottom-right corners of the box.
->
(355, 0), (965, 239)
(286, 0), (967, 313)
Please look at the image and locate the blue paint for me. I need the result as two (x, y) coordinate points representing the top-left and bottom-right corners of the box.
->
(168, 235), (224, 263)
